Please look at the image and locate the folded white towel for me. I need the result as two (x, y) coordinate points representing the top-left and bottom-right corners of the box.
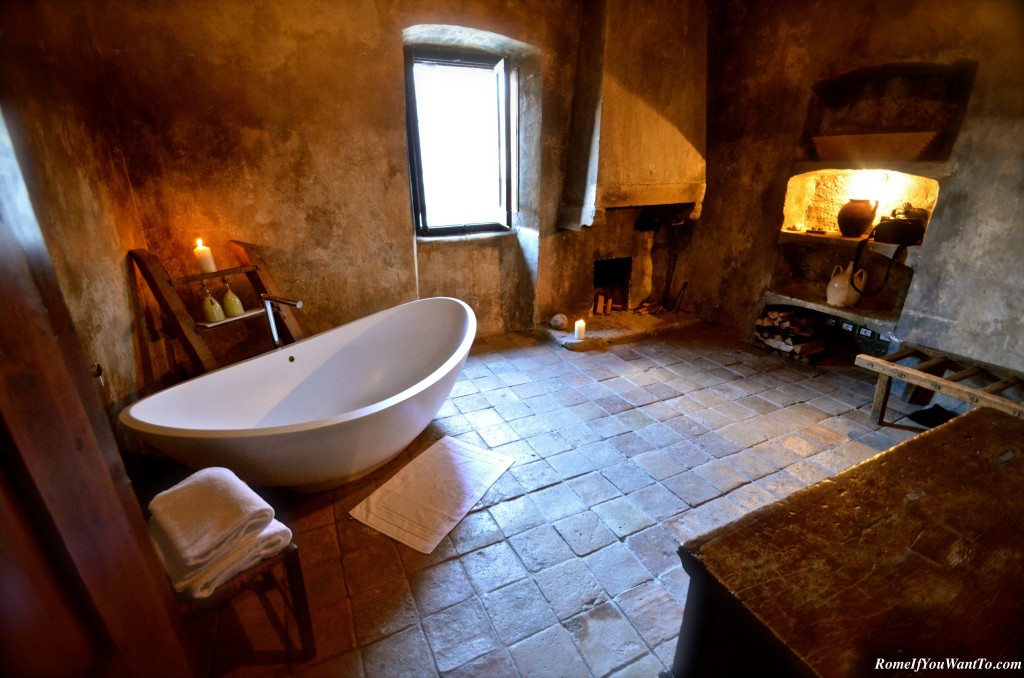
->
(149, 517), (293, 599)
(148, 467), (274, 568)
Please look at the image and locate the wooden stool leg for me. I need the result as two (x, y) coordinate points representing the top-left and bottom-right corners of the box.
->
(283, 544), (316, 662)
(871, 374), (893, 425)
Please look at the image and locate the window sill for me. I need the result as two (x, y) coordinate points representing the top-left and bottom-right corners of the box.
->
(416, 229), (516, 244)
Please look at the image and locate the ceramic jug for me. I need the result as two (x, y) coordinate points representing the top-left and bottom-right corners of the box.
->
(837, 199), (878, 238)
(826, 262), (867, 308)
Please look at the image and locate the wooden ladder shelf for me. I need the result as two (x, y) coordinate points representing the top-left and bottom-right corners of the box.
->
(130, 241), (304, 374)
(856, 346), (1023, 424)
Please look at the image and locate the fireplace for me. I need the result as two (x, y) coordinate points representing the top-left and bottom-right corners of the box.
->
(593, 256), (632, 314)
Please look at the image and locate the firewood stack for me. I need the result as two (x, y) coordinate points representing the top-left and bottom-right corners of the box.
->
(754, 308), (827, 363)
(592, 289), (622, 316)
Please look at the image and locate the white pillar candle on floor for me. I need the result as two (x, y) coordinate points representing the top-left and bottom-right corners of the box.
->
(193, 238), (217, 273)
(574, 319), (586, 340)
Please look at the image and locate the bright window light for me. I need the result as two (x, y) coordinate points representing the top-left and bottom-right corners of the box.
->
(406, 51), (512, 234)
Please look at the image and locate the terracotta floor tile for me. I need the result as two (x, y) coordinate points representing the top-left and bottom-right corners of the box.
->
(587, 414), (631, 438)
(660, 440), (712, 469)
(625, 525), (683, 578)
(613, 652), (668, 677)
(567, 471), (622, 506)
(525, 430), (573, 457)
(631, 450), (686, 481)
(584, 543), (652, 597)
(527, 483), (587, 523)
(481, 578), (558, 645)
(608, 430), (656, 457)
(349, 582), (418, 646)
(361, 625), (436, 677)
(545, 449), (594, 479)
(488, 494), (547, 537)
(692, 495), (746, 530)
(509, 460), (560, 492)
(692, 459), (747, 494)
(341, 542), (403, 596)
(532, 557), (608, 622)
(507, 524), (575, 573)
(508, 623), (591, 677)
(564, 602), (646, 676)
(627, 483), (688, 523)
(461, 541), (528, 594)
(552, 510), (616, 557)
(445, 648), (518, 678)
(615, 580), (685, 648)
(448, 509), (504, 555)
(408, 559), (473, 617)
(636, 422), (685, 448)
(661, 470), (719, 506)
(200, 326), (931, 676)
(603, 461), (656, 497)
(421, 598), (500, 673)
(474, 472), (525, 510)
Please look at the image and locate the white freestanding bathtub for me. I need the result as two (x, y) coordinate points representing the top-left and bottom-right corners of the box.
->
(120, 297), (476, 492)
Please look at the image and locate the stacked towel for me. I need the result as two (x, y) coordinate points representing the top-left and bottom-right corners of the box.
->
(147, 467), (292, 599)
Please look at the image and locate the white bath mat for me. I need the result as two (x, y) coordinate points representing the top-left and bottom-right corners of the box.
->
(350, 436), (514, 554)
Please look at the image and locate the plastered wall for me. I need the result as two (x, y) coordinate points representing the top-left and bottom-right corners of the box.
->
(0, 0), (580, 418)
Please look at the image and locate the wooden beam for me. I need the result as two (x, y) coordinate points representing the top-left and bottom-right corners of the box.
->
(880, 347), (918, 362)
(983, 377), (1020, 395)
(130, 249), (218, 374)
(856, 354), (1022, 418)
(870, 373), (894, 425)
(947, 366), (983, 383)
(229, 240), (305, 343)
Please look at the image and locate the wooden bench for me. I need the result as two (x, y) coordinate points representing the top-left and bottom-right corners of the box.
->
(854, 345), (1022, 424)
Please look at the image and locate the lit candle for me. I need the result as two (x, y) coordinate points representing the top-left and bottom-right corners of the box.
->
(574, 319), (586, 340)
(193, 238), (217, 273)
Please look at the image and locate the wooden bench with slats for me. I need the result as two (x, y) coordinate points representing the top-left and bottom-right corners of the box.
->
(855, 346), (1023, 424)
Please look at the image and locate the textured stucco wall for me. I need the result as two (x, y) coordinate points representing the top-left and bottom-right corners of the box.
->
(688, 0), (1024, 372)
(0, 0), (580, 416)
(539, 0), (707, 321)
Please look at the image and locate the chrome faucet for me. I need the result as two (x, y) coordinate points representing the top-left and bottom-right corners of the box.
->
(260, 294), (303, 348)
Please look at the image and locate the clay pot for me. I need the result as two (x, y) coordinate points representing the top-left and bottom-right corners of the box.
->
(837, 199), (878, 238)
(827, 262), (867, 308)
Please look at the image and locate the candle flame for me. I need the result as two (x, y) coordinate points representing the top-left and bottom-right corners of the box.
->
(196, 238), (203, 247)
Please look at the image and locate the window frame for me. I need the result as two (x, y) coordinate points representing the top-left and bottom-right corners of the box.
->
(404, 46), (515, 237)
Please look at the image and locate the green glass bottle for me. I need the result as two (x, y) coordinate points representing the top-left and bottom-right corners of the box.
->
(201, 281), (225, 323)
(222, 279), (244, 317)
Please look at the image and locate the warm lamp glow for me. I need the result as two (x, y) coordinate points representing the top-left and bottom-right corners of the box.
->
(847, 170), (888, 201)
(781, 169), (940, 236)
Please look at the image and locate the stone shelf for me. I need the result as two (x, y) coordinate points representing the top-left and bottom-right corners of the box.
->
(545, 309), (701, 351)
(763, 289), (900, 337)
(776, 230), (920, 268)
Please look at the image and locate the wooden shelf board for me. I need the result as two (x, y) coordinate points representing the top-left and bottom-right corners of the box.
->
(194, 307), (266, 331)
(169, 265), (258, 286)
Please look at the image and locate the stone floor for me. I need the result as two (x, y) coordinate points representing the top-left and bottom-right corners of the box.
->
(186, 324), (930, 677)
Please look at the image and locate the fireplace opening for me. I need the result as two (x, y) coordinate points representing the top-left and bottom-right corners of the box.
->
(593, 257), (632, 315)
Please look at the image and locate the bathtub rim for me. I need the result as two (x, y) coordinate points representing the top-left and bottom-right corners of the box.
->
(118, 296), (476, 441)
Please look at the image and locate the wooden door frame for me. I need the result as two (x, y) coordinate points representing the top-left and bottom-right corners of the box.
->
(0, 112), (193, 676)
